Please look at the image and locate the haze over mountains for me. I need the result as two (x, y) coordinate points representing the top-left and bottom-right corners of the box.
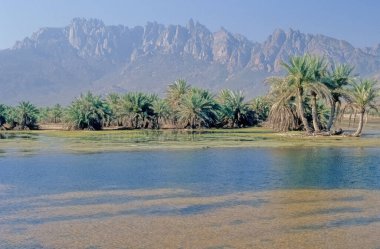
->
(1, 18), (380, 105)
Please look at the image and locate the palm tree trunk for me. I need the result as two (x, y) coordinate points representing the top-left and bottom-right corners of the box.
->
(327, 101), (336, 131)
(297, 88), (312, 133)
(352, 109), (365, 137)
(232, 115), (236, 128)
(135, 116), (139, 129)
(310, 92), (320, 133)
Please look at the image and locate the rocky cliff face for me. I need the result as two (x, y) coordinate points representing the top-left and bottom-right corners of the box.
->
(249, 29), (380, 74)
(2, 18), (380, 105)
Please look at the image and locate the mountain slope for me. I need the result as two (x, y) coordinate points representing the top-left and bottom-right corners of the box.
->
(1, 18), (379, 105)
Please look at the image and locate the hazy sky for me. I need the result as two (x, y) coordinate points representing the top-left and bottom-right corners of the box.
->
(1, 0), (380, 49)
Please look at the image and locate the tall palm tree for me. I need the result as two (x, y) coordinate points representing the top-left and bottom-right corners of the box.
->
(278, 55), (314, 132)
(268, 55), (332, 133)
(344, 79), (379, 137)
(267, 77), (299, 131)
(325, 64), (354, 131)
(16, 101), (39, 129)
(306, 56), (331, 132)
(177, 88), (219, 128)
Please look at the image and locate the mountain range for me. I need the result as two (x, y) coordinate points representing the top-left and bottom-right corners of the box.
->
(1, 18), (380, 105)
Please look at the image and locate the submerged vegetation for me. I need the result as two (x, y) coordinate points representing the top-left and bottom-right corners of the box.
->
(0, 55), (379, 137)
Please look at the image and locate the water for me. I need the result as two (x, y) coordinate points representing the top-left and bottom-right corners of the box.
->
(1, 147), (379, 197)
(0, 145), (380, 248)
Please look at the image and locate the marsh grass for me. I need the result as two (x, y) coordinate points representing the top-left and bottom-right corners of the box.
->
(1, 118), (380, 156)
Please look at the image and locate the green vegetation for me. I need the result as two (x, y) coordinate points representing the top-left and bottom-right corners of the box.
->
(1, 120), (380, 156)
(343, 79), (379, 136)
(0, 54), (379, 137)
(66, 92), (110, 130)
(267, 55), (379, 136)
(218, 89), (256, 128)
(39, 104), (64, 124)
(0, 101), (39, 130)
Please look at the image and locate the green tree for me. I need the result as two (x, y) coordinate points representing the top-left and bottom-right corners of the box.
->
(177, 88), (219, 128)
(0, 104), (6, 127)
(4, 106), (18, 128)
(344, 79), (379, 137)
(121, 92), (155, 129)
(51, 104), (63, 123)
(38, 104), (63, 124)
(267, 78), (299, 131)
(105, 93), (123, 126)
(166, 79), (191, 110)
(268, 55), (332, 133)
(218, 89), (255, 127)
(38, 107), (51, 124)
(307, 56), (331, 132)
(16, 101), (39, 129)
(325, 64), (354, 131)
(152, 98), (171, 129)
(66, 92), (110, 130)
(251, 97), (270, 122)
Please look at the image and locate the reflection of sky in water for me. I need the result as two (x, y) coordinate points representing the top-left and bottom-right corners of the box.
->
(1, 147), (380, 199)
(0, 147), (380, 248)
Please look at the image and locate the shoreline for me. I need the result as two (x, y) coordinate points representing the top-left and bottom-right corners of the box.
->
(1, 126), (380, 156)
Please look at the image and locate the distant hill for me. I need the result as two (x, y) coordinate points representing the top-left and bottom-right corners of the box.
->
(1, 18), (380, 105)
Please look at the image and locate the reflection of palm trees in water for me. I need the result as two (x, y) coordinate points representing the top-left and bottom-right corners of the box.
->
(269, 148), (373, 189)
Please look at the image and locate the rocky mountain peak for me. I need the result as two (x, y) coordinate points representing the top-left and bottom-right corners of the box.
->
(3, 18), (380, 105)
(212, 28), (253, 70)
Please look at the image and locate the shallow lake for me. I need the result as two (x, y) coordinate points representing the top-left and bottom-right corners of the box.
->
(0, 142), (380, 248)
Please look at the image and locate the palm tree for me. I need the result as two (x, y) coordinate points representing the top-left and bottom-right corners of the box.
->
(325, 64), (354, 131)
(105, 93), (123, 126)
(152, 99), (171, 129)
(218, 89), (254, 128)
(306, 56), (331, 132)
(4, 106), (18, 128)
(251, 97), (270, 122)
(121, 92), (155, 129)
(275, 55), (314, 132)
(268, 55), (332, 133)
(16, 101), (39, 129)
(316, 101), (331, 129)
(37, 107), (50, 124)
(51, 104), (63, 123)
(66, 92), (110, 130)
(344, 79), (379, 137)
(0, 104), (6, 127)
(267, 78), (299, 131)
(166, 79), (190, 111)
(177, 88), (219, 128)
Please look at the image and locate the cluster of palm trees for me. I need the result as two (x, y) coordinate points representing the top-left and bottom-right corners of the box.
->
(267, 54), (379, 136)
(1, 55), (378, 136)
(0, 101), (39, 130)
(0, 80), (269, 131)
(64, 80), (265, 130)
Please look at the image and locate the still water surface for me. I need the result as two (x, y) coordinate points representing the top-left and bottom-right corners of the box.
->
(0, 145), (380, 248)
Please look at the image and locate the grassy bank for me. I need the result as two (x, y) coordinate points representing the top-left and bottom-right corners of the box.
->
(1, 119), (380, 156)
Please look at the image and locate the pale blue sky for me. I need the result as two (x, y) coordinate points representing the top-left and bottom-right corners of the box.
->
(0, 0), (380, 49)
